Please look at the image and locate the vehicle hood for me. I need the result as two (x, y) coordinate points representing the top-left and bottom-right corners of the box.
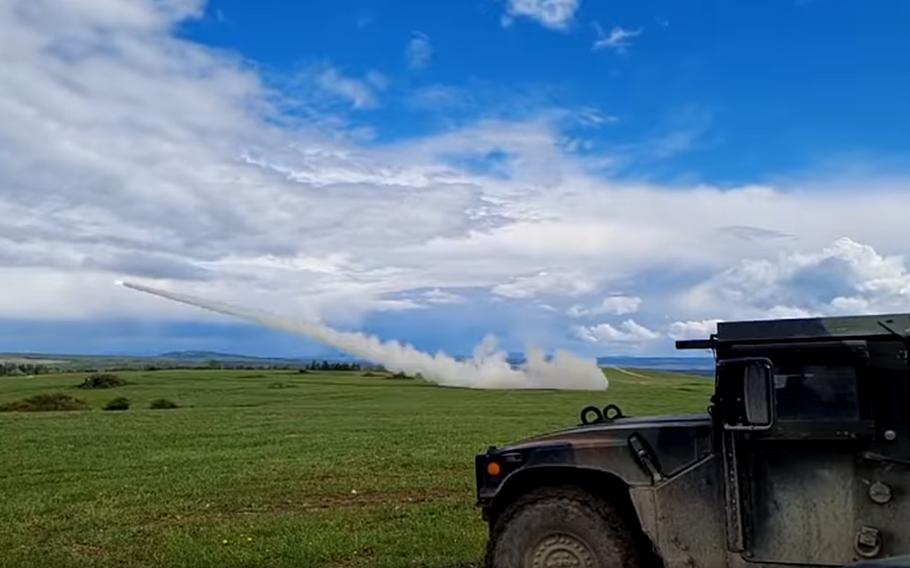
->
(484, 413), (713, 485)
(500, 413), (711, 451)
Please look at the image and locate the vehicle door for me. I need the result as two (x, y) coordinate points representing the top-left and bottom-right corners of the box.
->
(720, 342), (873, 566)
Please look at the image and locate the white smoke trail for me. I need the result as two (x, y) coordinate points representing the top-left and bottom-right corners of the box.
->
(117, 281), (607, 390)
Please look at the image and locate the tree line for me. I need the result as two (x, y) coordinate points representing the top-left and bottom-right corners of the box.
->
(304, 360), (362, 371)
(0, 360), (368, 376)
(0, 363), (56, 376)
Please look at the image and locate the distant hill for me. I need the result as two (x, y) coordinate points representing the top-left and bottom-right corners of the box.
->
(2, 350), (714, 374)
(499, 354), (712, 375)
(0, 351), (318, 371)
(157, 350), (302, 362)
(597, 356), (714, 376)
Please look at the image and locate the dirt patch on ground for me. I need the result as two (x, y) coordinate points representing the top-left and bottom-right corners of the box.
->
(67, 541), (107, 561)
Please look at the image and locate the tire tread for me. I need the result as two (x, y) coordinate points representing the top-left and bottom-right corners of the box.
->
(486, 485), (642, 568)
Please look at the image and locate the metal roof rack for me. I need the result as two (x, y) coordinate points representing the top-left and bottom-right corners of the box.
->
(676, 312), (910, 350)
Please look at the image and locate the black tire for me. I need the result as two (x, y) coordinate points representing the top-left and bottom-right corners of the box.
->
(487, 486), (642, 568)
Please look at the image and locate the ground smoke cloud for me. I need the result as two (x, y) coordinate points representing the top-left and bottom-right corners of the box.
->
(119, 282), (607, 390)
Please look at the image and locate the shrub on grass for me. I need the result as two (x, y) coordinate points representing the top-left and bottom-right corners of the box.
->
(391, 372), (421, 380)
(79, 373), (127, 389)
(149, 398), (179, 409)
(103, 397), (130, 411)
(0, 393), (88, 412)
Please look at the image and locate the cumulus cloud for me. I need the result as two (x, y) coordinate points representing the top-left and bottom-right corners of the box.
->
(567, 296), (641, 318)
(668, 319), (721, 340)
(575, 320), (660, 344)
(502, 0), (579, 30)
(406, 32), (432, 71)
(682, 238), (910, 319)
(593, 23), (643, 52)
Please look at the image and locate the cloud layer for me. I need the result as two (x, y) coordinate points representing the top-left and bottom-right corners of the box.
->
(2, 0), (910, 356)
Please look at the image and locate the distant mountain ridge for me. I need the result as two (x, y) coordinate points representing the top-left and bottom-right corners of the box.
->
(157, 350), (301, 362)
(2, 350), (714, 374)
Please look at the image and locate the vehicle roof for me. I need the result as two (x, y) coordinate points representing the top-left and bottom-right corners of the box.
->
(716, 312), (910, 343)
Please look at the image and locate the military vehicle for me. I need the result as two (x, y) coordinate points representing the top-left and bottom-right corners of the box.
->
(476, 313), (910, 567)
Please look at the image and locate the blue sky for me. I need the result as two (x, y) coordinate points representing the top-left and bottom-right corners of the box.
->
(2, 0), (910, 359)
(183, 0), (910, 183)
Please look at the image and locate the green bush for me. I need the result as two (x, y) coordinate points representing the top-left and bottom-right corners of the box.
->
(149, 398), (179, 409)
(103, 397), (130, 411)
(79, 373), (127, 389)
(390, 372), (417, 380)
(0, 393), (88, 412)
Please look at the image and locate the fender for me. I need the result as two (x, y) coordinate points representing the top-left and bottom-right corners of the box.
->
(476, 414), (713, 513)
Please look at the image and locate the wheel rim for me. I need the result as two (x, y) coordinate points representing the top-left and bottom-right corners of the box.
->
(528, 533), (596, 568)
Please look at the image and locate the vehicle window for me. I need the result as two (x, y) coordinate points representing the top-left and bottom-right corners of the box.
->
(773, 365), (859, 420)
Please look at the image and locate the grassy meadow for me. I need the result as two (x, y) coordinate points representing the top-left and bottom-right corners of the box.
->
(0, 368), (712, 568)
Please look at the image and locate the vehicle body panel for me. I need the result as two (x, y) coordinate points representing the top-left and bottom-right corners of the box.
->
(478, 312), (910, 567)
(477, 414), (713, 506)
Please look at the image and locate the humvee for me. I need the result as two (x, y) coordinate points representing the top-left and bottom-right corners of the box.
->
(476, 313), (910, 567)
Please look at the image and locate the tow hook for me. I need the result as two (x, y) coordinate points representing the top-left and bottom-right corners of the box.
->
(855, 526), (882, 558)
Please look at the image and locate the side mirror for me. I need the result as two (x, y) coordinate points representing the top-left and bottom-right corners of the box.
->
(717, 358), (774, 430)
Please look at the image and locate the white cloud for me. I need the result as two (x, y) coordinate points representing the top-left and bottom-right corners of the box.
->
(406, 32), (432, 71)
(492, 271), (599, 299)
(574, 107), (620, 128)
(668, 319), (721, 340)
(422, 288), (464, 305)
(5, 0), (910, 356)
(575, 320), (661, 343)
(315, 65), (387, 109)
(502, 0), (579, 31)
(682, 238), (910, 320)
(567, 295), (641, 318)
(593, 23), (643, 52)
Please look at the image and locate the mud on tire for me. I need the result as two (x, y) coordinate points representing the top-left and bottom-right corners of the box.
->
(486, 486), (642, 568)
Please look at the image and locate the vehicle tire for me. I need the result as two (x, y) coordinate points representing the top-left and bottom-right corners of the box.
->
(487, 486), (642, 568)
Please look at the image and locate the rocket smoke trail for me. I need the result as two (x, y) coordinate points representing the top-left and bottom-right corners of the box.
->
(117, 281), (607, 390)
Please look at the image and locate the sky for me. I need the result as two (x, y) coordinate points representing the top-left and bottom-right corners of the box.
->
(2, 0), (910, 358)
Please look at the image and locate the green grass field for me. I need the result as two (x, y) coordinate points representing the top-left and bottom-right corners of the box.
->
(0, 368), (712, 568)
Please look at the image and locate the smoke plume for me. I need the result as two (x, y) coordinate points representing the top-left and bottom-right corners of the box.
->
(118, 281), (608, 390)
